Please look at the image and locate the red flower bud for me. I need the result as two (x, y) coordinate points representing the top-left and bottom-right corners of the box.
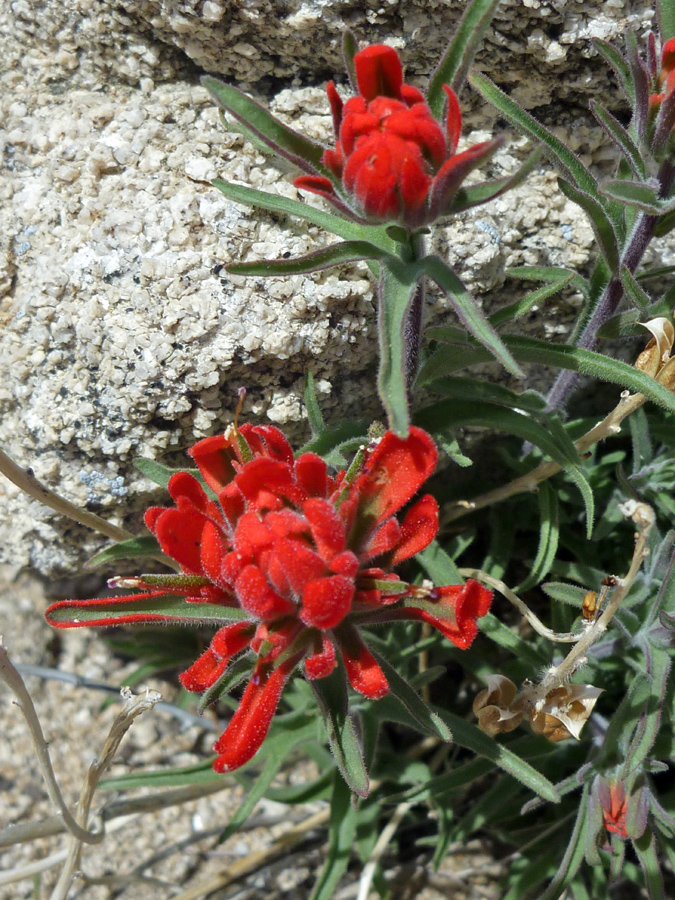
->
(295, 43), (498, 227)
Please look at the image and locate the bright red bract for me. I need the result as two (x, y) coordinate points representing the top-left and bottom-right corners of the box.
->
(46, 424), (491, 772)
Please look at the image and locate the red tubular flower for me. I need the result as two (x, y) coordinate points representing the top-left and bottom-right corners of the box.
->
(294, 44), (501, 227)
(46, 423), (491, 773)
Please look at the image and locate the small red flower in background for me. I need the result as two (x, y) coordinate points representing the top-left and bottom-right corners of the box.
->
(295, 44), (501, 227)
(649, 38), (675, 114)
(600, 780), (629, 839)
(46, 424), (491, 773)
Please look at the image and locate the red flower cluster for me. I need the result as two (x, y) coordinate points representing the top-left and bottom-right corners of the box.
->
(46, 425), (491, 773)
(295, 44), (499, 227)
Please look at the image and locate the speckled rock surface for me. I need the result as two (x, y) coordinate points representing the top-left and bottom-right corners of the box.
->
(0, 0), (667, 574)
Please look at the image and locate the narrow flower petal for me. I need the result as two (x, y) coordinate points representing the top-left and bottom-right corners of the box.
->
(352, 427), (438, 535)
(326, 80), (344, 136)
(212, 656), (300, 772)
(302, 497), (347, 559)
(354, 44), (404, 101)
(335, 624), (389, 698)
(443, 84), (462, 155)
(294, 174), (338, 198)
(188, 434), (239, 494)
(153, 507), (209, 574)
(180, 622), (253, 692)
(304, 632), (337, 679)
(390, 581), (492, 649)
(294, 453), (330, 498)
(389, 494), (438, 565)
(180, 647), (229, 692)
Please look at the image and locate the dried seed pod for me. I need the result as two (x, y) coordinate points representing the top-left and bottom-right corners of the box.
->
(634, 317), (674, 378)
(473, 674), (524, 736)
(529, 684), (603, 742)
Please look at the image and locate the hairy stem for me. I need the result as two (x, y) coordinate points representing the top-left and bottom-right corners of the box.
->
(404, 232), (427, 390)
(546, 159), (675, 411)
(545, 213), (658, 411)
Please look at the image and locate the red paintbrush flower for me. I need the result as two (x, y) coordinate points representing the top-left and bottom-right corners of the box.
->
(295, 44), (502, 227)
(46, 424), (491, 773)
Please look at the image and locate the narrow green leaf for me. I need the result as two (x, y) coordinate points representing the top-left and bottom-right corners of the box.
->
(479, 612), (550, 666)
(420, 331), (675, 414)
(134, 457), (193, 489)
(370, 650), (452, 741)
(309, 774), (358, 900)
(655, 206), (675, 237)
(342, 30), (358, 91)
(311, 665), (369, 797)
(415, 397), (594, 532)
(418, 255), (523, 377)
(469, 71), (598, 195)
(416, 539), (463, 584)
(87, 536), (161, 569)
(489, 273), (576, 327)
(621, 265), (652, 310)
(198, 655), (253, 713)
(427, 376), (547, 412)
(377, 264), (418, 436)
(557, 178), (620, 270)
(630, 406), (653, 471)
(626, 649), (671, 771)
(538, 789), (590, 900)
(634, 830), (666, 900)
(516, 482), (559, 591)
(298, 421), (369, 463)
(217, 721), (318, 844)
(508, 264), (591, 300)
(304, 371), (326, 436)
(228, 240), (395, 277)
(590, 100), (647, 179)
(593, 39), (635, 107)
(100, 759), (221, 789)
(46, 595), (250, 627)
(395, 757), (491, 803)
(266, 769), (333, 804)
(427, 0), (502, 113)
(202, 76), (328, 176)
(541, 582), (589, 608)
(636, 263), (675, 280)
(659, 0), (675, 42)
(211, 179), (395, 252)
(437, 710), (560, 802)
(599, 180), (670, 214)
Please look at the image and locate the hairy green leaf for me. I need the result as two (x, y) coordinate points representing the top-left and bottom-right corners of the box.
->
(203, 76), (328, 176)
(418, 256), (523, 377)
(87, 536), (162, 569)
(228, 239), (396, 276)
(377, 263), (418, 436)
(516, 482), (559, 592)
(311, 665), (369, 797)
(490, 272), (576, 327)
(427, 0), (502, 113)
(420, 331), (675, 414)
(590, 100), (647, 179)
(212, 179), (395, 252)
(469, 72), (598, 195)
(557, 177), (620, 270)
